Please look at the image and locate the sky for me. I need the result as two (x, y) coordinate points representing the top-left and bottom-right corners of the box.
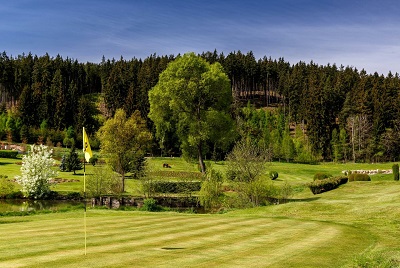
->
(1, 0), (400, 75)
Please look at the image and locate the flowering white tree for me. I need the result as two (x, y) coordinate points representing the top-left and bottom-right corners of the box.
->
(16, 144), (58, 199)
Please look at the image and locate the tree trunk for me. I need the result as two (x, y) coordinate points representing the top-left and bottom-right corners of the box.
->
(198, 143), (206, 173)
(121, 171), (125, 193)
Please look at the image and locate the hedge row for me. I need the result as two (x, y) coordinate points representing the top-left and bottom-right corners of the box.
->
(143, 181), (201, 193)
(348, 173), (371, 181)
(148, 171), (203, 180)
(313, 172), (332, 181)
(308, 176), (348, 195)
(0, 150), (19, 158)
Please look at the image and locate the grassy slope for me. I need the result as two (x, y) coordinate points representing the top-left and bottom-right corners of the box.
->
(1, 157), (400, 267)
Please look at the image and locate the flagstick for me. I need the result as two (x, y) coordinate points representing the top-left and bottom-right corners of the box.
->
(83, 127), (92, 256)
(84, 157), (87, 256)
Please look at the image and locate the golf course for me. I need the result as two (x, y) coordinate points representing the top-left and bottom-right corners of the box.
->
(1, 157), (399, 267)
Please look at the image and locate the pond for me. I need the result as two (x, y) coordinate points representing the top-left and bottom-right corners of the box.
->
(0, 198), (205, 213)
(0, 199), (84, 213)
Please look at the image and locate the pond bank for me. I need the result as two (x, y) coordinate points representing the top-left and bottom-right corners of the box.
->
(0, 196), (202, 213)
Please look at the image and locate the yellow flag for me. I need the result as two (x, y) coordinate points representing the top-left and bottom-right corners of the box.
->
(83, 127), (93, 162)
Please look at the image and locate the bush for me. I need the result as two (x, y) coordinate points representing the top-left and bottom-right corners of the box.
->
(307, 176), (348, 195)
(5, 191), (24, 199)
(276, 181), (293, 203)
(393, 164), (399, 181)
(141, 198), (162, 212)
(66, 192), (82, 200)
(199, 168), (224, 210)
(348, 173), (371, 182)
(0, 150), (18, 158)
(269, 171), (279, 180)
(313, 172), (332, 181)
(89, 155), (98, 166)
(16, 144), (58, 199)
(0, 175), (14, 197)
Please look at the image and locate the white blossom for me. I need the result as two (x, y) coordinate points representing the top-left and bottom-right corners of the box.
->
(16, 144), (58, 199)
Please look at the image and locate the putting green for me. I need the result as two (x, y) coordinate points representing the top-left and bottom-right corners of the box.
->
(0, 211), (371, 268)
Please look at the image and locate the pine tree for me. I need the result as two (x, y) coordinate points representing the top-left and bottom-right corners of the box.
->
(66, 147), (82, 175)
(59, 155), (67, 171)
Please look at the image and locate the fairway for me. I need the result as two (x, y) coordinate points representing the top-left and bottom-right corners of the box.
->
(2, 158), (400, 267)
(0, 211), (370, 268)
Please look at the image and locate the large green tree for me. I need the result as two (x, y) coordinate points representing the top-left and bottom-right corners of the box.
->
(148, 52), (232, 173)
(97, 109), (152, 192)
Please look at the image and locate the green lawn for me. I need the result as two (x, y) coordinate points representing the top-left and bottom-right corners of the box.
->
(1, 157), (400, 267)
(1, 178), (399, 267)
(0, 209), (376, 268)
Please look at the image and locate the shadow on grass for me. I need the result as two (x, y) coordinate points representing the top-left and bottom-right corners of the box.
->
(289, 197), (320, 202)
(0, 162), (13, 165)
(161, 247), (186, 250)
(68, 173), (84, 176)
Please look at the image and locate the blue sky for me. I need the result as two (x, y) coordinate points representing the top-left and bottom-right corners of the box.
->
(1, 0), (399, 74)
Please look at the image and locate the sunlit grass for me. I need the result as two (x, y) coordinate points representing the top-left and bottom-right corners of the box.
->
(1, 157), (400, 266)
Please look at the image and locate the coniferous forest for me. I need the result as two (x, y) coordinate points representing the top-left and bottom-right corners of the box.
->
(1, 50), (400, 163)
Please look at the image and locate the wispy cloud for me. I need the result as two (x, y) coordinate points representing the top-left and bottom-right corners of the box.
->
(1, 0), (399, 74)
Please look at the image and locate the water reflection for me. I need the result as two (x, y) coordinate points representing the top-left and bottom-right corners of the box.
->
(0, 199), (82, 212)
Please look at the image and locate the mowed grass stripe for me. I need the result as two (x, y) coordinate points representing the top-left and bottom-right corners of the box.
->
(0, 213), (353, 268)
(164, 222), (338, 268)
(46, 219), (346, 268)
(0, 214), (261, 264)
(3, 218), (276, 266)
(0, 212), (195, 249)
(77, 216), (277, 252)
(20, 218), (316, 268)
(0, 214), (220, 260)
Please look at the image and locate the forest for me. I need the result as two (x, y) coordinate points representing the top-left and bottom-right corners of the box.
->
(0, 50), (400, 163)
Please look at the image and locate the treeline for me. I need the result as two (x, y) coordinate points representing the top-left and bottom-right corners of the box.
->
(0, 50), (400, 162)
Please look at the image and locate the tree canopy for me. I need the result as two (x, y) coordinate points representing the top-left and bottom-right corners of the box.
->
(97, 109), (152, 192)
(1, 50), (400, 162)
(148, 52), (233, 172)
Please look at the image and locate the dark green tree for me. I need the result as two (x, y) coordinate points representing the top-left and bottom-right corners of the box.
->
(66, 147), (82, 175)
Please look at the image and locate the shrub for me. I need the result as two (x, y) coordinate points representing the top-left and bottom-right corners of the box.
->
(307, 176), (348, 195)
(313, 172), (332, 181)
(86, 165), (122, 198)
(66, 192), (82, 200)
(89, 155), (98, 166)
(269, 171), (279, 180)
(348, 173), (371, 182)
(5, 191), (24, 199)
(141, 198), (162, 212)
(199, 168), (224, 210)
(0, 150), (18, 158)
(393, 164), (399, 181)
(0, 175), (14, 197)
(16, 144), (58, 199)
(276, 181), (293, 203)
